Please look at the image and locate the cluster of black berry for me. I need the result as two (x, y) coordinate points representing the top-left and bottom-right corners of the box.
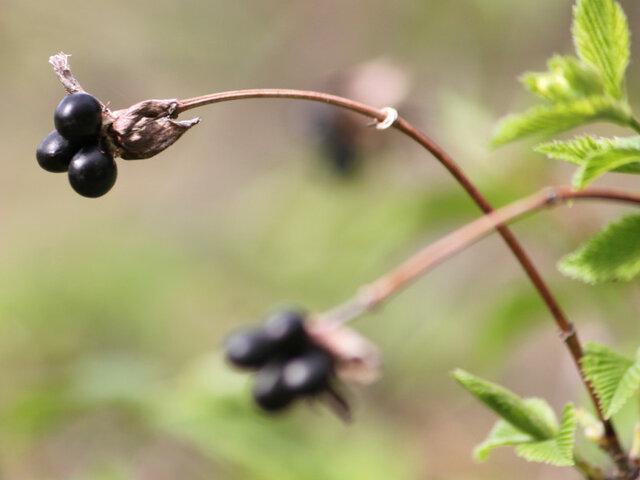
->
(224, 309), (335, 413)
(36, 93), (117, 198)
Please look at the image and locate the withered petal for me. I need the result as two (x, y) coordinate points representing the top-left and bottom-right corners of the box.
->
(109, 99), (200, 160)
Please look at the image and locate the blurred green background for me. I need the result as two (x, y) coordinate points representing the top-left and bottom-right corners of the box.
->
(1, 1), (640, 479)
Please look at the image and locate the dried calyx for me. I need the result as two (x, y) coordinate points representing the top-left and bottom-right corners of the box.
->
(49, 52), (200, 161)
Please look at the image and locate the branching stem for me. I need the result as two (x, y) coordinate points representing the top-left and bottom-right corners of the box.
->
(320, 186), (640, 321)
(177, 89), (629, 472)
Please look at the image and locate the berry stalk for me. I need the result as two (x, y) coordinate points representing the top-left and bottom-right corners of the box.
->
(321, 186), (640, 322)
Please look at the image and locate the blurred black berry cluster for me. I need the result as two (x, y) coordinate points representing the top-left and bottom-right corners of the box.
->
(224, 309), (336, 413)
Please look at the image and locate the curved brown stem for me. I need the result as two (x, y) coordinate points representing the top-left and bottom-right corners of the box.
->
(175, 90), (631, 475)
(323, 186), (640, 319)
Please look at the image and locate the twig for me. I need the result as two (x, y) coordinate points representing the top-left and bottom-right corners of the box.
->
(48, 53), (88, 96)
(320, 186), (640, 323)
(575, 454), (606, 480)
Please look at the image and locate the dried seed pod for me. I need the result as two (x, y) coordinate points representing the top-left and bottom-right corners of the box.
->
(108, 99), (200, 160)
(307, 320), (382, 385)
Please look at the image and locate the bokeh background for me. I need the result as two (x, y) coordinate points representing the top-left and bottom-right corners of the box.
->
(1, 1), (640, 479)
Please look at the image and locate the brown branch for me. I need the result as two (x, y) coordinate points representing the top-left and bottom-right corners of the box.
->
(322, 186), (640, 320)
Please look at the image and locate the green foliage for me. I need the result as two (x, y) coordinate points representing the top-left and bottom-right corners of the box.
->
(452, 369), (557, 439)
(536, 135), (640, 173)
(559, 213), (640, 283)
(491, 0), (635, 190)
(453, 371), (577, 466)
(573, 149), (640, 189)
(490, 96), (629, 148)
(581, 343), (640, 419)
(474, 402), (576, 467)
(520, 56), (603, 103)
(572, 0), (630, 100)
(474, 419), (535, 461)
(537, 135), (640, 188)
(515, 404), (577, 467)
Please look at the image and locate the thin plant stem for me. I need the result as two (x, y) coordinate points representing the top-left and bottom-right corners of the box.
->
(177, 90), (628, 471)
(574, 454), (606, 480)
(320, 186), (640, 322)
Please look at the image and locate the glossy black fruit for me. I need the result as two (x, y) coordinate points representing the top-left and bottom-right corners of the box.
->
(252, 360), (294, 412)
(263, 309), (308, 353)
(36, 130), (80, 172)
(283, 347), (334, 395)
(54, 93), (103, 140)
(225, 328), (274, 369)
(68, 145), (117, 198)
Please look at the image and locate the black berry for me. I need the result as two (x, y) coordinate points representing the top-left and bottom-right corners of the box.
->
(68, 145), (117, 198)
(54, 93), (103, 140)
(263, 309), (308, 353)
(283, 347), (334, 395)
(225, 328), (274, 369)
(36, 130), (80, 173)
(252, 360), (294, 412)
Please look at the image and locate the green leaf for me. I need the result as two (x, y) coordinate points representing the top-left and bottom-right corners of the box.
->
(537, 136), (640, 187)
(559, 212), (640, 284)
(520, 55), (603, 102)
(474, 420), (534, 462)
(474, 403), (576, 467)
(581, 343), (640, 418)
(572, 0), (630, 100)
(490, 96), (630, 148)
(536, 136), (640, 169)
(452, 369), (557, 439)
(515, 404), (577, 467)
(572, 147), (640, 189)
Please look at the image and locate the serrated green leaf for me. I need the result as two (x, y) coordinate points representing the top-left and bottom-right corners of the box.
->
(474, 398), (558, 461)
(572, 0), (630, 100)
(559, 212), (640, 284)
(520, 56), (603, 102)
(536, 135), (640, 169)
(581, 343), (640, 418)
(524, 398), (560, 433)
(538, 136), (640, 187)
(572, 147), (640, 189)
(515, 404), (576, 467)
(491, 96), (630, 148)
(452, 369), (557, 439)
(474, 420), (534, 462)
(474, 403), (575, 467)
